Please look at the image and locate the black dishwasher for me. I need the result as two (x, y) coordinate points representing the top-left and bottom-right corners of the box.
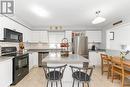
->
(38, 52), (49, 67)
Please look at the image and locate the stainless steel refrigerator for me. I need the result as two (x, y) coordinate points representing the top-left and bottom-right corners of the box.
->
(72, 36), (88, 59)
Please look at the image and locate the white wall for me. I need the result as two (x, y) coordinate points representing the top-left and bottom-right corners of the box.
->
(106, 23), (130, 50)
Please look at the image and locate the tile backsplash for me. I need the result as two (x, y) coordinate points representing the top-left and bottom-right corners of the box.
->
(0, 42), (102, 51)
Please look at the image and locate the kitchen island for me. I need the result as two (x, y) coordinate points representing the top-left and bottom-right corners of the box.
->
(42, 52), (89, 87)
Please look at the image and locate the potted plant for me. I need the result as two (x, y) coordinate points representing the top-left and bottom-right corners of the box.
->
(120, 50), (129, 60)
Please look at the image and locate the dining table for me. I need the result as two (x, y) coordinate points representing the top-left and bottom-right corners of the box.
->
(108, 56), (130, 67)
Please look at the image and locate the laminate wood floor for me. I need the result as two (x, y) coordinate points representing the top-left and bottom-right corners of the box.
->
(10, 67), (130, 87)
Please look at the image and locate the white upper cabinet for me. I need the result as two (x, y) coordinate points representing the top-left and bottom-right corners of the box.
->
(86, 31), (102, 42)
(42, 31), (48, 43)
(31, 31), (48, 43)
(65, 31), (72, 42)
(23, 29), (32, 42)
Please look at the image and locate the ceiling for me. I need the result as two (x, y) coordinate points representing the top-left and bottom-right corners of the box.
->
(9, 0), (130, 30)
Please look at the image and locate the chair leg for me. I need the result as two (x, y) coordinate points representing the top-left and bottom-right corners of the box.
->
(101, 60), (103, 75)
(60, 80), (62, 87)
(51, 82), (53, 87)
(72, 79), (75, 87)
(107, 65), (110, 79)
(82, 83), (84, 87)
(111, 69), (114, 83)
(121, 76), (124, 87)
(56, 82), (58, 87)
(87, 83), (89, 87)
(78, 82), (79, 87)
(46, 80), (48, 87)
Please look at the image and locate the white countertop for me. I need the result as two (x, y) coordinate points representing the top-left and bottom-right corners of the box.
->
(0, 56), (13, 62)
(42, 52), (89, 64)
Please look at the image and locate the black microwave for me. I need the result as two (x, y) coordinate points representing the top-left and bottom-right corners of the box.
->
(4, 28), (23, 42)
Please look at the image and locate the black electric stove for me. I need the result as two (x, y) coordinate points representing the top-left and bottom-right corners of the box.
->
(1, 47), (29, 85)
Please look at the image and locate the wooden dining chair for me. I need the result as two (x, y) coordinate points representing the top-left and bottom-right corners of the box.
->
(111, 56), (130, 87)
(100, 54), (110, 78)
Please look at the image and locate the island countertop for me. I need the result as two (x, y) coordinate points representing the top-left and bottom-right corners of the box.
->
(42, 52), (89, 64)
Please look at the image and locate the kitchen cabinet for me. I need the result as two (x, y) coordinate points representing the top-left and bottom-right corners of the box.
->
(86, 31), (102, 42)
(0, 59), (12, 87)
(42, 31), (48, 43)
(89, 51), (105, 66)
(31, 31), (48, 43)
(23, 29), (32, 42)
(29, 53), (34, 70)
(65, 31), (72, 42)
(29, 52), (38, 70)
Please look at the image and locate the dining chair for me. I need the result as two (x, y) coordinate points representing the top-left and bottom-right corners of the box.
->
(43, 64), (67, 87)
(70, 65), (93, 87)
(111, 56), (130, 87)
(100, 54), (110, 78)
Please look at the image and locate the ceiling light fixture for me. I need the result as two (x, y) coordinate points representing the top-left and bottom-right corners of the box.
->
(92, 11), (106, 24)
(31, 5), (49, 17)
(50, 25), (63, 31)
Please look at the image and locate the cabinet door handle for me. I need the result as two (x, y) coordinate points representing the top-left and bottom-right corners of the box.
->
(17, 73), (21, 77)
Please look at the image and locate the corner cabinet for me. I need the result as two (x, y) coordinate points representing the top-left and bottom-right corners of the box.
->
(86, 31), (102, 42)
(0, 59), (12, 87)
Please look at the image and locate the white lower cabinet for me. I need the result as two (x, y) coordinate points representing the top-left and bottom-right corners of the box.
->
(29, 52), (38, 70)
(0, 59), (12, 87)
(89, 51), (105, 67)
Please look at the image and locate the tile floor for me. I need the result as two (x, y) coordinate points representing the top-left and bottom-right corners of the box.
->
(10, 67), (128, 87)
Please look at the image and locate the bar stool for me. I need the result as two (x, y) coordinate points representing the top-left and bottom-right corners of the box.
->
(43, 64), (67, 87)
(70, 65), (93, 87)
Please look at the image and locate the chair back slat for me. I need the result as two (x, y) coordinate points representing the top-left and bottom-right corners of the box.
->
(43, 64), (67, 80)
(100, 54), (109, 62)
(70, 65), (93, 79)
(111, 56), (124, 74)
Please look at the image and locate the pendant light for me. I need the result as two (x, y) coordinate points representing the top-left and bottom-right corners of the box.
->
(92, 11), (106, 24)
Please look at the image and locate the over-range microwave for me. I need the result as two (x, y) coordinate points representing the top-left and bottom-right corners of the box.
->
(3, 28), (23, 42)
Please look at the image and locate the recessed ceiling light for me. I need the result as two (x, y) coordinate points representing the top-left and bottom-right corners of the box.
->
(31, 5), (49, 17)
